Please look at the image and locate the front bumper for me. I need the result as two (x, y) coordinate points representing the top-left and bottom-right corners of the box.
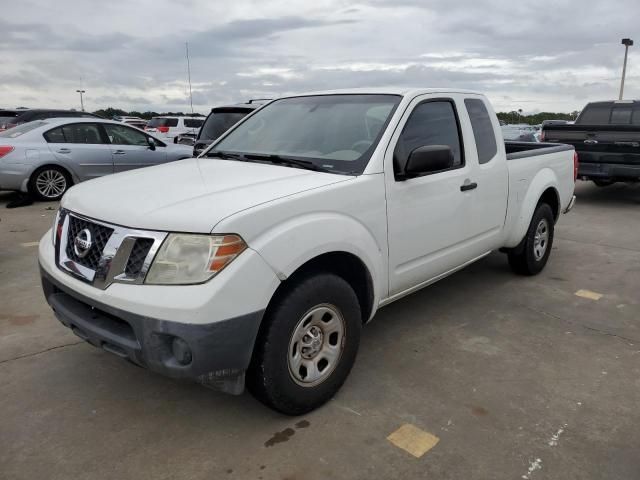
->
(41, 266), (264, 394)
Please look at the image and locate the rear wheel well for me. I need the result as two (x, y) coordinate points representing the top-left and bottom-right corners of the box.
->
(268, 252), (375, 324)
(539, 187), (559, 221)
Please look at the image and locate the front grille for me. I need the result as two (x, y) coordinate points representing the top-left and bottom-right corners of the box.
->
(65, 216), (114, 270)
(125, 238), (154, 277)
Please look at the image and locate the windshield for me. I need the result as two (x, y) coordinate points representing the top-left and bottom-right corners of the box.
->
(212, 94), (401, 175)
(199, 109), (249, 141)
(0, 121), (46, 138)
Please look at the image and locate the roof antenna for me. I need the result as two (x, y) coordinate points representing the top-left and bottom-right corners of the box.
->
(185, 42), (194, 115)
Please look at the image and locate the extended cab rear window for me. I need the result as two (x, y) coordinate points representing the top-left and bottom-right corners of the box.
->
(147, 118), (178, 127)
(464, 98), (497, 164)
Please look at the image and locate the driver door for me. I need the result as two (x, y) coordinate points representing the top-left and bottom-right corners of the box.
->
(102, 123), (167, 172)
(385, 96), (476, 296)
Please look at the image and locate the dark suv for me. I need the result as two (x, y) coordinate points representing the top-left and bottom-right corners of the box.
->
(0, 109), (101, 132)
(193, 100), (269, 157)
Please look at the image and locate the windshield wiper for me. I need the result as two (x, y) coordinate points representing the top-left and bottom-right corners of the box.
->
(205, 150), (245, 160)
(244, 153), (330, 173)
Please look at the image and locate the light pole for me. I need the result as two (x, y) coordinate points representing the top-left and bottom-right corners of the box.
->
(76, 89), (86, 111)
(619, 38), (633, 100)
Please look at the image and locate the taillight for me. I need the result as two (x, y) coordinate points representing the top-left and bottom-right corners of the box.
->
(0, 146), (14, 158)
(157, 126), (170, 133)
(573, 151), (579, 181)
(540, 130), (545, 142)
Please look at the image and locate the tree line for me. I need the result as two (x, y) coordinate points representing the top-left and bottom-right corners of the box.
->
(91, 107), (205, 120)
(496, 110), (580, 125)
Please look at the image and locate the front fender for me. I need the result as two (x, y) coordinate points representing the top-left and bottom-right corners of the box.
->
(249, 212), (387, 309)
(504, 167), (559, 248)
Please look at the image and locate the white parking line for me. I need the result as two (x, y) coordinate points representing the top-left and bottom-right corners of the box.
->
(20, 241), (40, 248)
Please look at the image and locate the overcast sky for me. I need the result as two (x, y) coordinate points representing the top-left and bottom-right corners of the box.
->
(3, 0), (639, 114)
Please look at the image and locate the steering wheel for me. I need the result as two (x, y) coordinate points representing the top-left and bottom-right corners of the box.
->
(350, 140), (373, 154)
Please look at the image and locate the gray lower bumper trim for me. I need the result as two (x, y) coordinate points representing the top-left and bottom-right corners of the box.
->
(40, 265), (264, 395)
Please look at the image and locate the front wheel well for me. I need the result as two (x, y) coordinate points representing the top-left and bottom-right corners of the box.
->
(539, 187), (560, 221)
(268, 252), (375, 325)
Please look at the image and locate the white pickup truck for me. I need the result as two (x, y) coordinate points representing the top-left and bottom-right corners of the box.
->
(39, 89), (576, 415)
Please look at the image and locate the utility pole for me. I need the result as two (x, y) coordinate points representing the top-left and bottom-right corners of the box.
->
(186, 42), (194, 114)
(76, 89), (86, 111)
(619, 38), (633, 100)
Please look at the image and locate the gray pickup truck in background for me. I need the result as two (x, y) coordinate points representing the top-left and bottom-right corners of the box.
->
(542, 100), (640, 186)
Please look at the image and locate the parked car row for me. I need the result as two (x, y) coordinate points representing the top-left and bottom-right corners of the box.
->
(0, 119), (193, 200)
(0, 108), (100, 132)
(0, 100), (271, 200)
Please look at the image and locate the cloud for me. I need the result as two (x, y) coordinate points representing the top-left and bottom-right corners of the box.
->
(1, 0), (638, 113)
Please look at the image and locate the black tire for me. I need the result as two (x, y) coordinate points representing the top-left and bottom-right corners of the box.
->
(28, 166), (71, 201)
(593, 179), (615, 187)
(247, 273), (362, 415)
(508, 203), (555, 276)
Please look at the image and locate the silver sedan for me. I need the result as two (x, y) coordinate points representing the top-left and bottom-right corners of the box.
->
(0, 118), (194, 200)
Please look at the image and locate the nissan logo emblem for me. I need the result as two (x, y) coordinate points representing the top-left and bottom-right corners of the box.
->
(74, 228), (93, 258)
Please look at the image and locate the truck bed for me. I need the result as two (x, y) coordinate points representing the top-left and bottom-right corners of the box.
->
(505, 141), (574, 160)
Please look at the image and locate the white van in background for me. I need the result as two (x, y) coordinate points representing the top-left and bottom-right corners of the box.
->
(145, 116), (204, 141)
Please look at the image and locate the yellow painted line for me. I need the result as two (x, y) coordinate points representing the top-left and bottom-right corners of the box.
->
(20, 241), (40, 248)
(387, 424), (439, 458)
(575, 289), (603, 301)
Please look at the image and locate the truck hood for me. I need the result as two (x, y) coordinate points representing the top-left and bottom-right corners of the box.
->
(62, 158), (351, 232)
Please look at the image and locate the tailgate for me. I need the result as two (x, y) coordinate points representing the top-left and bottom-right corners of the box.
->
(544, 125), (640, 166)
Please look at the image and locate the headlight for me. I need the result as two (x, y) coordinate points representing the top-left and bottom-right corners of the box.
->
(145, 234), (246, 285)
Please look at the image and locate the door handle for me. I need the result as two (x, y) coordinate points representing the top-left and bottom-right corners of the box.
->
(57, 148), (71, 153)
(583, 139), (598, 145)
(460, 182), (478, 192)
(113, 150), (126, 155)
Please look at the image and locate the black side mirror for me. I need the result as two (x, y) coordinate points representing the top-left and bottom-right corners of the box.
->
(404, 145), (454, 178)
(147, 137), (156, 151)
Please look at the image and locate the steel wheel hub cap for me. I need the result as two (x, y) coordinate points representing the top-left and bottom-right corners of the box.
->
(36, 170), (66, 198)
(288, 304), (345, 387)
(533, 218), (549, 261)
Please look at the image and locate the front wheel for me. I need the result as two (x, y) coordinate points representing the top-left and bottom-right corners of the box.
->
(508, 203), (555, 276)
(28, 166), (71, 201)
(247, 273), (362, 415)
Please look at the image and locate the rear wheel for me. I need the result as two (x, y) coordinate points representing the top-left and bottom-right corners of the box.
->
(28, 166), (71, 201)
(508, 203), (554, 276)
(247, 273), (361, 415)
